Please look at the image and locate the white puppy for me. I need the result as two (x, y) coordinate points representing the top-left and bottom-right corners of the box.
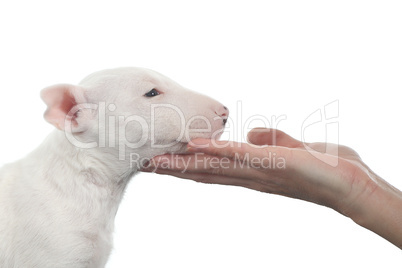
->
(0, 67), (228, 268)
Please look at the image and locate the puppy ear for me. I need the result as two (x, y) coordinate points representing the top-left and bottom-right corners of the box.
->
(41, 84), (92, 132)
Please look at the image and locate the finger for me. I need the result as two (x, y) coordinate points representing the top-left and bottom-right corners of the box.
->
(187, 138), (290, 163)
(152, 169), (257, 189)
(247, 128), (303, 148)
(148, 166), (290, 196)
(151, 169), (288, 195)
(141, 153), (290, 194)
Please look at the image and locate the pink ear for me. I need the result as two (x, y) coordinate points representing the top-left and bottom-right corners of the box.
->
(40, 84), (87, 131)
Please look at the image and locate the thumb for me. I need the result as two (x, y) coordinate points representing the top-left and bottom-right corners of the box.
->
(247, 128), (303, 148)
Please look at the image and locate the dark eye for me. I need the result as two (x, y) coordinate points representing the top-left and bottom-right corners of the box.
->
(144, 88), (160, 97)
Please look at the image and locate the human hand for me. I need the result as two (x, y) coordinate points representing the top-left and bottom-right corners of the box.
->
(142, 128), (402, 248)
(143, 128), (374, 216)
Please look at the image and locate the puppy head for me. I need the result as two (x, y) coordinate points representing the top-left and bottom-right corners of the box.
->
(41, 67), (228, 162)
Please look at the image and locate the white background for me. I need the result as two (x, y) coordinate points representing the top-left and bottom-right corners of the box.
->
(1, 0), (401, 267)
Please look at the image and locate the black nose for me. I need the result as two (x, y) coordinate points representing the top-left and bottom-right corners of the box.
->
(223, 118), (227, 125)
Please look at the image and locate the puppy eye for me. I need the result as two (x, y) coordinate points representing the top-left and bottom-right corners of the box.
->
(144, 88), (160, 97)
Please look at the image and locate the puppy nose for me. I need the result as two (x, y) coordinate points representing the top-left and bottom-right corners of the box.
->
(215, 105), (229, 117)
(215, 105), (229, 125)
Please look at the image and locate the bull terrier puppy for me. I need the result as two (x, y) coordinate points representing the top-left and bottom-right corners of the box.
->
(0, 67), (228, 268)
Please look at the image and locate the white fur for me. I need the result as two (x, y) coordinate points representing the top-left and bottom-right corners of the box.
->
(0, 68), (228, 268)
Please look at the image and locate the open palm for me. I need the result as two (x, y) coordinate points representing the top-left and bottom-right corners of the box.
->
(142, 128), (402, 248)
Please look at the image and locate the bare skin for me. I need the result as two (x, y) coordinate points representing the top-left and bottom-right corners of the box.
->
(141, 128), (402, 249)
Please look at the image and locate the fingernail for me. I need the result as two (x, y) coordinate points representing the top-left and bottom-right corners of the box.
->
(142, 160), (151, 168)
(139, 161), (154, 172)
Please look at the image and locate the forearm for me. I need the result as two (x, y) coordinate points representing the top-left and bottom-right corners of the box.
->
(351, 178), (402, 249)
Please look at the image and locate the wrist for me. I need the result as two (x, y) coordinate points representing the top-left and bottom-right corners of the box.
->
(348, 176), (402, 249)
